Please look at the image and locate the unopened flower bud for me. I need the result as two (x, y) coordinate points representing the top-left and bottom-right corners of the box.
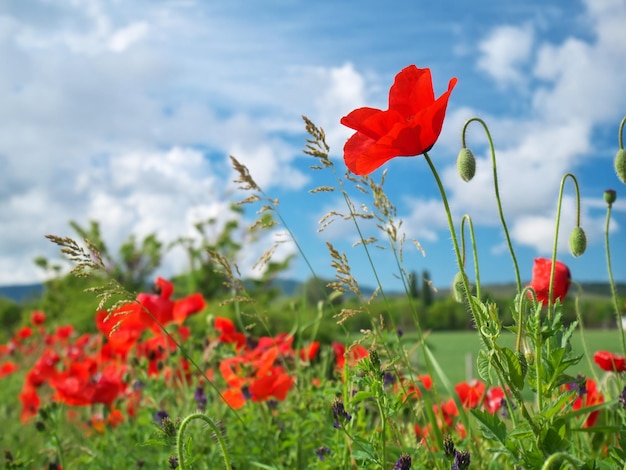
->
(604, 189), (617, 206)
(451, 272), (466, 303)
(615, 148), (626, 184)
(569, 226), (587, 257)
(369, 348), (381, 374)
(456, 148), (476, 182)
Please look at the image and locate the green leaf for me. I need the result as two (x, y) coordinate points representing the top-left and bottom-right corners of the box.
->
(477, 349), (491, 383)
(470, 409), (507, 444)
(350, 391), (376, 404)
(541, 422), (568, 454)
(502, 347), (524, 390)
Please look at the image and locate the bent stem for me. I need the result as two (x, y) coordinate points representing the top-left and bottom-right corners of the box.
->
(177, 413), (232, 470)
(462, 118), (521, 292)
(604, 201), (626, 356)
(540, 452), (581, 470)
(424, 151), (542, 438)
(547, 173), (581, 322)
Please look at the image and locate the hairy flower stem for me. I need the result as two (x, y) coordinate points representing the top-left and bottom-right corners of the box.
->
(423, 153), (491, 454)
(176, 413), (232, 470)
(573, 283), (599, 383)
(424, 152), (488, 342)
(424, 152), (541, 438)
(540, 452), (582, 470)
(461, 117), (521, 292)
(605, 202), (626, 356)
(515, 287), (536, 353)
(547, 173), (581, 322)
(460, 215), (481, 300)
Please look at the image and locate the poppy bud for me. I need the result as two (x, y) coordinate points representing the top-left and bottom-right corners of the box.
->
(615, 148), (626, 184)
(569, 226), (587, 257)
(604, 189), (617, 206)
(456, 148), (476, 182)
(451, 272), (466, 303)
(369, 348), (381, 374)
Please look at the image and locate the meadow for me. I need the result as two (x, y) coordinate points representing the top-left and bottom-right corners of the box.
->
(0, 68), (625, 469)
(421, 330), (623, 388)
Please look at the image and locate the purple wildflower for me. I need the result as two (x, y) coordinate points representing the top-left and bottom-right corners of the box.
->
(315, 446), (331, 461)
(393, 453), (412, 470)
(331, 398), (352, 428)
(194, 386), (207, 412)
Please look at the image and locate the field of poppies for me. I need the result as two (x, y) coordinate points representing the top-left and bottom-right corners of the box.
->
(1, 65), (626, 469)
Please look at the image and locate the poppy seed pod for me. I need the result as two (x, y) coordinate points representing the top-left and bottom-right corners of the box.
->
(569, 226), (587, 257)
(615, 148), (626, 184)
(451, 271), (466, 303)
(456, 148), (476, 182)
(604, 189), (617, 206)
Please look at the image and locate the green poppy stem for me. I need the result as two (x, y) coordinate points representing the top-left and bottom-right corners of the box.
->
(604, 201), (626, 357)
(461, 118), (521, 292)
(547, 173), (581, 322)
(177, 413), (232, 470)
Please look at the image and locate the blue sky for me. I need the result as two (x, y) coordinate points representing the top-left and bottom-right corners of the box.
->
(1, 0), (625, 294)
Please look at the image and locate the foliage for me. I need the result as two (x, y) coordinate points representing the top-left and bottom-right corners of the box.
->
(1, 76), (626, 469)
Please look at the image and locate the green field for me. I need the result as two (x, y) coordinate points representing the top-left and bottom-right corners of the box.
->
(412, 329), (623, 387)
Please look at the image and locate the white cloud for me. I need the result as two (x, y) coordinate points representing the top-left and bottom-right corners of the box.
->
(108, 21), (149, 53)
(532, 13), (626, 124)
(311, 63), (370, 152)
(431, 0), (626, 256)
(477, 23), (534, 87)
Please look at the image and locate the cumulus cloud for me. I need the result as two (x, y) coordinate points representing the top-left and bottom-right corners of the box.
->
(108, 21), (149, 53)
(0, 0), (624, 287)
(477, 23), (534, 87)
(0, 1), (357, 284)
(400, 0), (626, 259)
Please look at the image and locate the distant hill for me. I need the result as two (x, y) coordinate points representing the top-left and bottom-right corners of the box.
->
(0, 283), (44, 303)
(0, 280), (623, 303)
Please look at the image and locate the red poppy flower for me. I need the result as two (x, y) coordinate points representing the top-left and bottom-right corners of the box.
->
(593, 351), (626, 373)
(437, 398), (459, 427)
(135, 277), (206, 333)
(571, 378), (603, 428)
(300, 341), (320, 362)
(340, 65), (457, 175)
(52, 362), (126, 406)
(0, 361), (19, 379)
(455, 379), (486, 408)
(249, 367), (294, 402)
(15, 326), (32, 341)
(222, 388), (246, 409)
(31, 311), (46, 326)
(19, 385), (40, 423)
(97, 278), (206, 355)
(484, 386), (505, 414)
(214, 317), (247, 350)
(528, 258), (571, 305)
(332, 341), (369, 370)
(402, 374), (433, 400)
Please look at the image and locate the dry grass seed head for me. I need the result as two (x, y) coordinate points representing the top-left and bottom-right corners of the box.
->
(302, 116), (331, 168)
(333, 308), (363, 325)
(230, 155), (260, 191)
